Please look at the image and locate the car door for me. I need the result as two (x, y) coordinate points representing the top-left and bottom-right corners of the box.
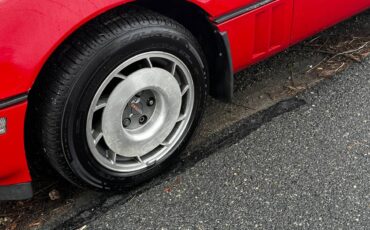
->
(291, 0), (370, 43)
(215, 0), (294, 72)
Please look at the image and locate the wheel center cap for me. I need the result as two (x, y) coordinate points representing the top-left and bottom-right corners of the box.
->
(102, 68), (182, 158)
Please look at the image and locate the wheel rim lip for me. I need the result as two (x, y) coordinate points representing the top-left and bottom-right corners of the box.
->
(86, 51), (195, 173)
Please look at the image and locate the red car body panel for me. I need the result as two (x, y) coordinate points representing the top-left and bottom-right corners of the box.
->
(0, 0), (369, 199)
(0, 102), (30, 186)
(0, 0), (135, 100)
(218, 0), (294, 72)
(291, 0), (370, 43)
(218, 0), (370, 72)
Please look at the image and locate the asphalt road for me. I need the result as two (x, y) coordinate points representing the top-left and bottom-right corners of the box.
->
(56, 58), (370, 229)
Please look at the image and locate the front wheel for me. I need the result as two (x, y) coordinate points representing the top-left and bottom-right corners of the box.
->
(32, 6), (208, 190)
(86, 51), (196, 173)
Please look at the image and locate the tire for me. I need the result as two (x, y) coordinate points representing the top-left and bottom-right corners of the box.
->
(31, 5), (208, 190)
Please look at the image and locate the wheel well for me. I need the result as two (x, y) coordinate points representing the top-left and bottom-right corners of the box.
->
(29, 1), (231, 109)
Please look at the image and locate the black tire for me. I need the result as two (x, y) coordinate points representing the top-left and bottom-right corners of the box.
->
(30, 5), (208, 190)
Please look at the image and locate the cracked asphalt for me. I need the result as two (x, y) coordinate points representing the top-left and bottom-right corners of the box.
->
(61, 58), (370, 229)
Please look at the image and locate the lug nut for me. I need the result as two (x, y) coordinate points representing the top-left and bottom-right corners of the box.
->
(139, 115), (148, 125)
(147, 97), (155, 106)
(122, 118), (131, 128)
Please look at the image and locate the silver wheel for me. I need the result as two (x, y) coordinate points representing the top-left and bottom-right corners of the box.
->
(86, 51), (195, 173)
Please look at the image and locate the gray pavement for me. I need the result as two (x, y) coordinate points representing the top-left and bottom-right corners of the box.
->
(60, 58), (370, 229)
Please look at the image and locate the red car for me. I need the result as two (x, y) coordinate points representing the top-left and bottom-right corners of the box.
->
(0, 0), (369, 200)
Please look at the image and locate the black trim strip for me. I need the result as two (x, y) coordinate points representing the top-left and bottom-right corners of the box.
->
(214, 0), (276, 24)
(0, 93), (28, 110)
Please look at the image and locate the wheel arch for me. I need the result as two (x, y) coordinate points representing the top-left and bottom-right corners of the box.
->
(1, 0), (232, 102)
(23, 0), (232, 103)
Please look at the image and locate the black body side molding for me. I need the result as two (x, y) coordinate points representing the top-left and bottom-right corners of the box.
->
(0, 93), (28, 109)
(214, 0), (275, 24)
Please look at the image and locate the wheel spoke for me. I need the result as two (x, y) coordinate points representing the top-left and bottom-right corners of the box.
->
(161, 140), (172, 146)
(181, 85), (189, 96)
(147, 58), (153, 68)
(146, 159), (157, 166)
(94, 102), (107, 112)
(171, 63), (177, 75)
(177, 113), (187, 122)
(115, 73), (127, 80)
(94, 132), (103, 145)
(94, 97), (108, 112)
(108, 151), (117, 164)
(137, 156), (144, 164)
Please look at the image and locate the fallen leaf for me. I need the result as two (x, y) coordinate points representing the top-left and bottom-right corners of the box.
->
(345, 54), (361, 62)
(77, 225), (88, 230)
(28, 221), (42, 228)
(49, 189), (61, 201)
(163, 176), (182, 193)
(285, 85), (306, 91)
(8, 222), (17, 230)
(361, 51), (370, 58)
(318, 69), (337, 78)
(164, 187), (172, 193)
